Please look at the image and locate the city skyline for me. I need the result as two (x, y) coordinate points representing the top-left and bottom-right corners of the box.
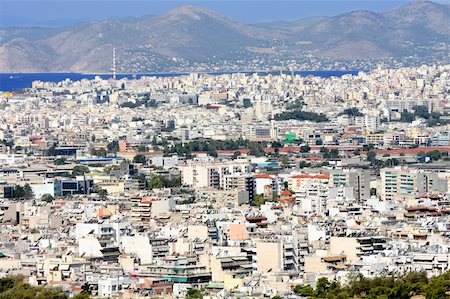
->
(1, 0), (450, 298)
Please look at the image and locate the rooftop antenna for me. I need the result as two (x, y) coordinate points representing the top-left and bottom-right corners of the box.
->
(112, 47), (116, 80)
(289, 64), (295, 78)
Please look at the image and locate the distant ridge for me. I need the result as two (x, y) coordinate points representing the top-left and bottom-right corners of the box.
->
(0, 1), (449, 73)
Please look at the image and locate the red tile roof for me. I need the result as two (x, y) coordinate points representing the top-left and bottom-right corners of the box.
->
(371, 147), (450, 156)
(291, 173), (330, 180)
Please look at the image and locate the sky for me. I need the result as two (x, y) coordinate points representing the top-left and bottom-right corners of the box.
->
(1, 0), (449, 27)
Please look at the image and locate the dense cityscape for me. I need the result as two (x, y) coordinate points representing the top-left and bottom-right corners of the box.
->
(0, 62), (449, 298)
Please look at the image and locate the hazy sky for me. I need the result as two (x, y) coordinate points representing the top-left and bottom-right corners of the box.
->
(1, 0), (449, 27)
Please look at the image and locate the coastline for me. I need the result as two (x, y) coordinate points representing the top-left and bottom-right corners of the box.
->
(0, 68), (364, 75)
(0, 70), (362, 92)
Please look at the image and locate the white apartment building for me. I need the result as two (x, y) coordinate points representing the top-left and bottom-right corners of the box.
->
(179, 159), (252, 189)
(289, 173), (330, 214)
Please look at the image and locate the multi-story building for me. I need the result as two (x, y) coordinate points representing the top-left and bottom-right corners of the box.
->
(380, 167), (448, 201)
(179, 160), (252, 189)
(329, 169), (370, 202)
(289, 173), (330, 214)
(222, 174), (255, 201)
(196, 189), (249, 207)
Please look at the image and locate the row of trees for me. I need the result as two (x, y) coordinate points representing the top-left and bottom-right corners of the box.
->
(12, 184), (34, 200)
(320, 147), (339, 159)
(0, 139), (14, 148)
(119, 97), (158, 108)
(418, 150), (449, 161)
(146, 175), (182, 190)
(11, 184), (56, 202)
(291, 271), (450, 299)
(399, 106), (449, 126)
(0, 276), (90, 299)
(176, 271), (450, 299)
(274, 109), (329, 122)
(90, 148), (108, 157)
(250, 194), (280, 206)
(163, 138), (269, 158)
(338, 108), (364, 117)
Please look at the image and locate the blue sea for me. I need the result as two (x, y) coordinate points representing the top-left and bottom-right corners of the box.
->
(0, 70), (360, 92)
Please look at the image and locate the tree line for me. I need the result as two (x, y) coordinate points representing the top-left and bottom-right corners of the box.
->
(163, 138), (269, 158)
(0, 276), (90, 299)
(292, 271), (450, 299)
(399, 106), (449, 126)
(274, 110), (329, 122)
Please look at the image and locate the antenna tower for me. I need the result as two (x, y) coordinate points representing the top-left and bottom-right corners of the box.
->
(112, 47), (116, 80)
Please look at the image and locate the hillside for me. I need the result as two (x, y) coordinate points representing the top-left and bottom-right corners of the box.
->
(1, 1), (449, 73)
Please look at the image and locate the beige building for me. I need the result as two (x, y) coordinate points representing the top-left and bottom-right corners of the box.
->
(256, 241), (283, 273)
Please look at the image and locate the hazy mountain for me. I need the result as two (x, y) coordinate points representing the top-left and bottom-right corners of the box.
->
(0, 16), (92, 28)
(1, 1), (449, 73)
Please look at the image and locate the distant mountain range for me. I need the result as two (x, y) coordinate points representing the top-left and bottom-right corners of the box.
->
(1, 1), (450, 73)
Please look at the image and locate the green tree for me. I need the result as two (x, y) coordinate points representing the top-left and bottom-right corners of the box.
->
(362, 144), (375, 151)
(274, 110), (328, 122)
(294, 285), (314, 296)
(0, 139), (14, 148)
(97, 189), (108, 201)
(299, 161), (311, 168)
(165, 177), (182, 188)
(208, 149), (218, 157)
(400, 110), (416, 122)
(91, 148), (107, 157)
(133, 154), (147, 164)
(271, 141), (283, 148)
(107, 140), (119, 153)
(0, 276), (72, 299)
(0, 276), (24, 293)
(251, 194), (272, 206)
(338, 108), (364, 117)
(148, 176), (164, 190)
(232, 151), (241, 159)
(330, 148), (339, 158)
(315, 277), (331, 297)
(367, 151), (377, 163)
(54, 158), (66, 165)
(320, 147), (332, 158)
(243, 98), (252, 108)
(23, 184), (34, 200)
(186, 288), (203, 299)
(384, 158), (400, 167)
(423, 271), (450, 299)
(13, 185), (24, 199)
(80, 282), (91, 296)
(72, 166), (90, 177)
(300, 145), (311, 153)
(426, 150), (442, 161)
(41, 194), (54, 203)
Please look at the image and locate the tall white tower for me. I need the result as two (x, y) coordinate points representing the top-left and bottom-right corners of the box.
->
(112, 47), (116, 80)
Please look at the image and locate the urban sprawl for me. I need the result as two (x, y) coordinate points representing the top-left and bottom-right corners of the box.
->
(1, 64), (450, 298)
